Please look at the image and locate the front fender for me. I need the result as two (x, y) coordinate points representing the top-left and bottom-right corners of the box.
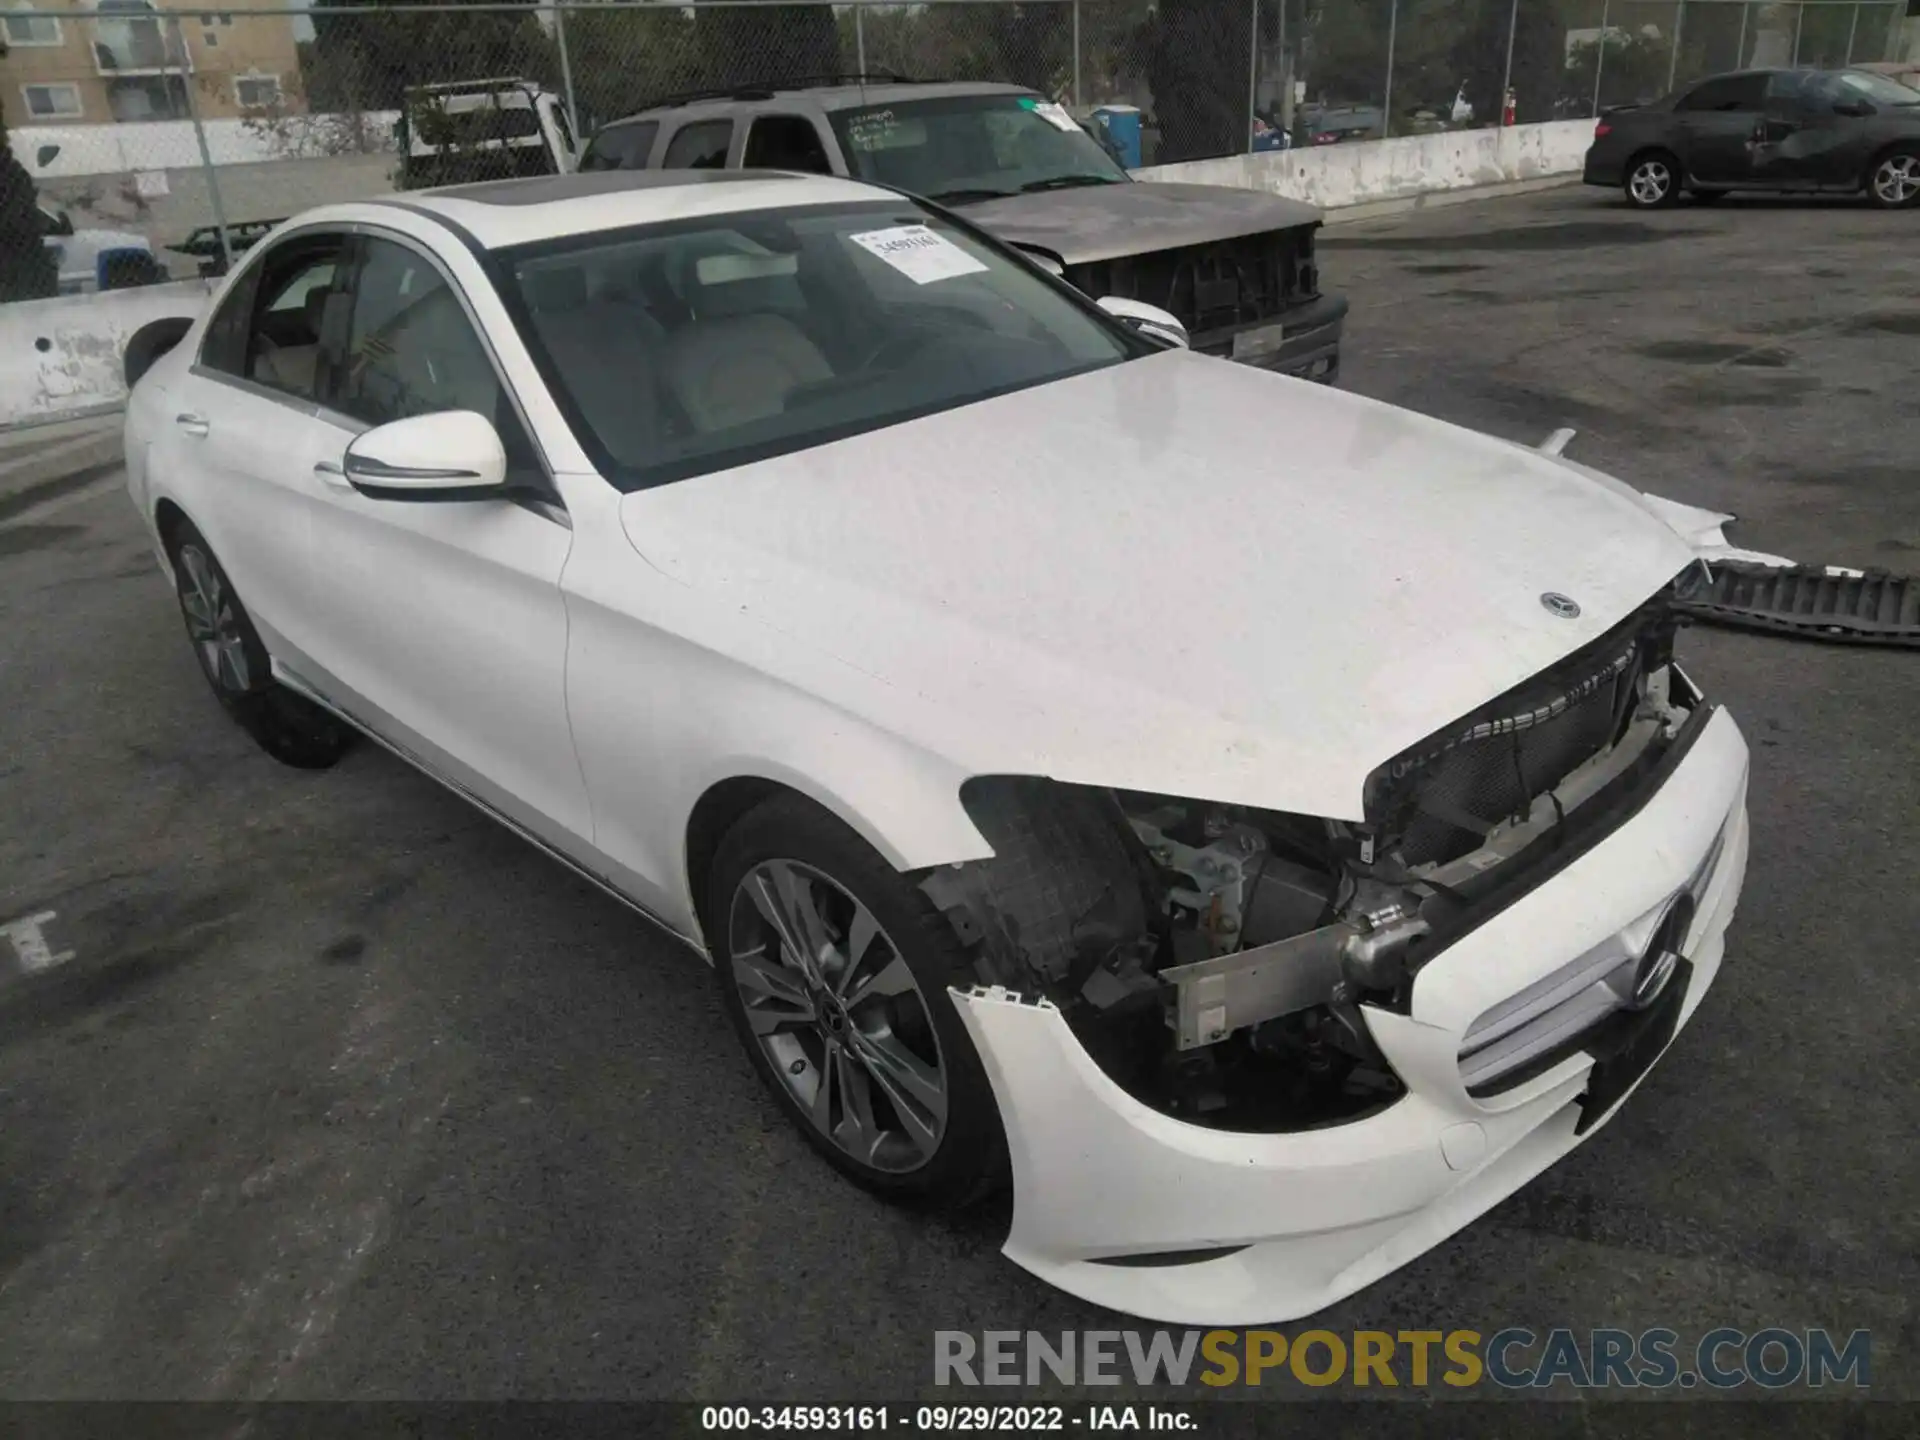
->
(555, 492), (995, 938)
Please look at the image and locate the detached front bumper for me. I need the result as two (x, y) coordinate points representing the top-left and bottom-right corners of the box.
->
(952, 706), (1749, 1325)
(1192, 292), (1347, 385)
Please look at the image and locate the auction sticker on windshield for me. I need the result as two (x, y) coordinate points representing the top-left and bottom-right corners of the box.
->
(1035, 101), (1081, 132)
(849, 225), (988, 285)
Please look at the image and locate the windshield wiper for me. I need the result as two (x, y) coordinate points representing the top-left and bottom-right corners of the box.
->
(927, 186), (1016, 204)
(1019, 175), (1123, 193)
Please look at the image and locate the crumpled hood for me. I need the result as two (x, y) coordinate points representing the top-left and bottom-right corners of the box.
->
(619, 352), (1693, 820)
(956, 181), (1323, 266)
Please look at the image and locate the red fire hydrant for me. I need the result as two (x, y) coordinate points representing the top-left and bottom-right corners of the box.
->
(1502, 88), (1517, 126)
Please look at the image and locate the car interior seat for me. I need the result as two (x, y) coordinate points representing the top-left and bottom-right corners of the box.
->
(521, 261), (674, 464)
(666, 313), (833, 433)
(660, 240), (832, 432)
(252, 283), (331, 395)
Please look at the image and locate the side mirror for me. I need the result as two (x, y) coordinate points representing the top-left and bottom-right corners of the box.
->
(1833, 99), (1874, 118)
(342, 411), (508, 501)
(1019, 247), (1066, 277)
(36, 143), (62, 169)
(1097, 296), (1189, 349)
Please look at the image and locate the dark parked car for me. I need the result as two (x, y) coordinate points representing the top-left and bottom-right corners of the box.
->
(1584, 67), (1920, 209)
(581, 78), (1347, 383)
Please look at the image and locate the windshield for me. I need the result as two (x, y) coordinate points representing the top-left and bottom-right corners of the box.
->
(499, 200), (1147, 491)
(827, 94), (1128, 203)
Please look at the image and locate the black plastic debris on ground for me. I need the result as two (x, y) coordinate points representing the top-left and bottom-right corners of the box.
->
(1677, 562), (1920, 647)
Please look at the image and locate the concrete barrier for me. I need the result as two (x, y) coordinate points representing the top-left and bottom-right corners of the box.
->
(12, 115), (399, 177)
(1, 280), (211, 431)
(1135, 119), (1595, 213)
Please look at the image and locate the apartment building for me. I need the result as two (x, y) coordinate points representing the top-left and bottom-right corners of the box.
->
(3, 0), (305, 128)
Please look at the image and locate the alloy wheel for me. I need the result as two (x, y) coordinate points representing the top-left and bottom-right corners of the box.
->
(175, 543), (251, 693)
(1629, 159), (1671, 206)
(727, 859), (948, 1173)
(1873, 155), (1918, 207)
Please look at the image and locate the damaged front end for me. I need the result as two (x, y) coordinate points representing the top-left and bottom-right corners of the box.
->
(920, 574), (1705, 1132)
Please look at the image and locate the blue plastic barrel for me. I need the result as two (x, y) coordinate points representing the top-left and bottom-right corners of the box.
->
(1091, 104), (1143, 170)
(97, 245), (160, 290)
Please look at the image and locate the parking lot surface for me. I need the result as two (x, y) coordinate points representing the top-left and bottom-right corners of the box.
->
(1, 187), (1915, 1404)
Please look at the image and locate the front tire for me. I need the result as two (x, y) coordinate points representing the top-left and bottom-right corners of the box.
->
(166, 521), (356, 769)
(1867, 149), (1920, 210)
(1624, 152), (1680, 208)
(706, 793), (1007, 1208)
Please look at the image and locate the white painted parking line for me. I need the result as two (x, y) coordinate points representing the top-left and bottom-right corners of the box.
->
(2, 910), (74, 975)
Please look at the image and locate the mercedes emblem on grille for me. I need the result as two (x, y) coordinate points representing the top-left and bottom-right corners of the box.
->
(1630, 947), (1679, 1010)
(1627, 893), (1694, 1011)
(1540, 592), (1582, 619)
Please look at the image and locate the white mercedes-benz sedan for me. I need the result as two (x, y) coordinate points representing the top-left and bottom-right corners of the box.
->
(121, 169), (1749, 1325)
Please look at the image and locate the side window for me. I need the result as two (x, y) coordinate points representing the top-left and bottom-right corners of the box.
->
(1791, 71), (1849, 112)
(580, 119), (658, 171)
(1764, 71), (1811, 107)
(207, 236), (349, 400)
(741, 115), (832, 174)
(198, 261), (263, 377)
(332, 237), (502, 429)
(661, 118), (733, 169)
(1679, 75), (1765, 112)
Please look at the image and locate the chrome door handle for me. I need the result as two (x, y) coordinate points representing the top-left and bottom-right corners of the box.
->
(175, 412), (210, 438)
(313, 459), (353, 489)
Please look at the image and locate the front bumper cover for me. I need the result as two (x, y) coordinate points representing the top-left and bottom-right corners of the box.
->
(951, 706), (1750, 1325)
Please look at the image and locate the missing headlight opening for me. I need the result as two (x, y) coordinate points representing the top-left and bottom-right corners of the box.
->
(922, 574), (1703, 1133)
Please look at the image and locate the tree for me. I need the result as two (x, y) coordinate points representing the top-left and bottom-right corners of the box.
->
(843, 3), (1074, 95)
(1142, 0), (1255, 163)
(1, 112), (59, 305)
(1571, 32), (1676, 113)
(307, 0), (558, 111)
(695, 6), (841, 91)
(561, 4), (703, 127)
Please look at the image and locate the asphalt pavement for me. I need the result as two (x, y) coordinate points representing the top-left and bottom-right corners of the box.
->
(0, 186), (1915, 1408)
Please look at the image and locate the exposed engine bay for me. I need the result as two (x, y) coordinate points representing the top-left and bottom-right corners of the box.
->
(920, 580), (1704, 1132)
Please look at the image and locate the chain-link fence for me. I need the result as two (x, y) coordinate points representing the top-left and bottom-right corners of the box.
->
(2, 0), (1913, 308)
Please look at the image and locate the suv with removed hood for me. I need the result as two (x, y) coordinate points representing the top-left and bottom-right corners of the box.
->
(580, 78), (1347, 382)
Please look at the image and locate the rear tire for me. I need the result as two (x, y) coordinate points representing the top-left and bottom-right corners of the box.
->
(1624, 151), (1681, 208)
(165, 520), (356, 770)
(705, 793), (1008, 1209)
(1866, 148), (1920, 209)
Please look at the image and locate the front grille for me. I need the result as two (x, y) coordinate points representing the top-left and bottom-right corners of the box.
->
(1066, 231), (1314, 335)
(1457, 814), (1730, 1094)
(1369, 610), (1664, 868)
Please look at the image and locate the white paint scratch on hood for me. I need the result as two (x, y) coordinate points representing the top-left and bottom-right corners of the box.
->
(620, 352), (1694, 819)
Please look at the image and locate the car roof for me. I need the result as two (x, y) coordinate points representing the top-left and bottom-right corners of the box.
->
(604, 79), (1035, 129)
(382, 168), (899, 249)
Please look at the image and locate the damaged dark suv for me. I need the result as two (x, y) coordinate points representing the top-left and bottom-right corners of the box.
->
(580, 78), (1348, 382)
